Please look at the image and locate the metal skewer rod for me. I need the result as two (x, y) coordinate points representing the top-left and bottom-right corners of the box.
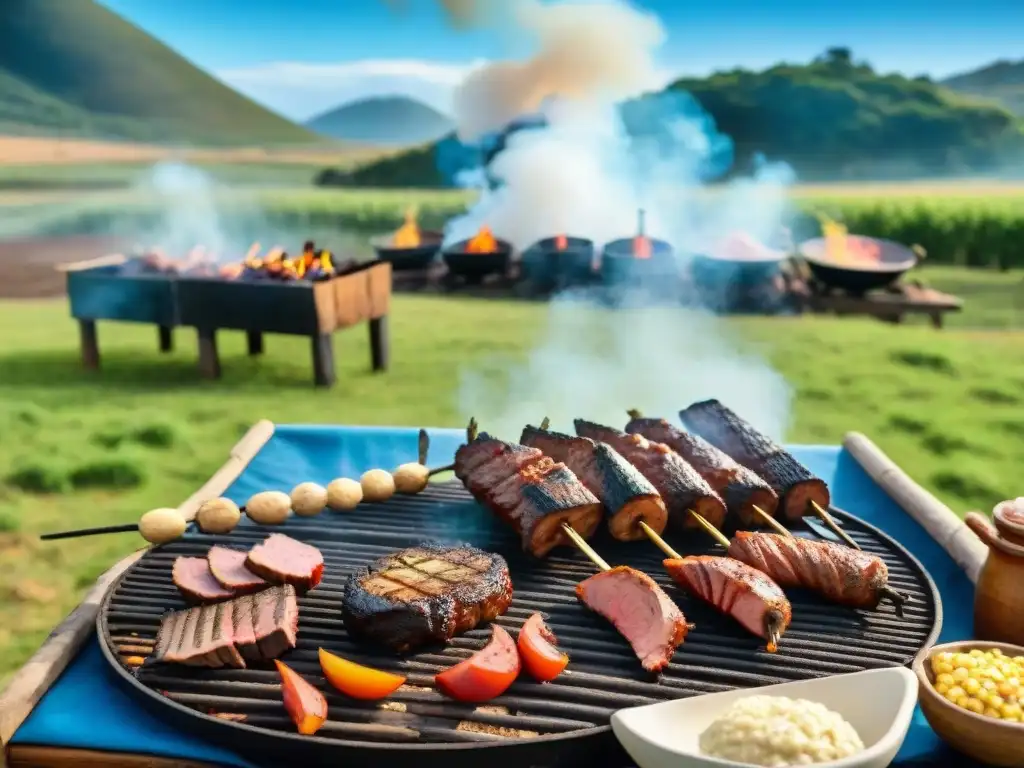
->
(639, 521), (682, 559)
(687, 509), (732, 549)
(40, 523), (137, 541)
(810, 500), (861, 550)
(561, 523), (611, 572)
(751, 505), (793, 537)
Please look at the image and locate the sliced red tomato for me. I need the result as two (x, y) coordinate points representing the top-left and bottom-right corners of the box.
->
(434, 624), (520, 703)
(319, 648), (406, 701)
(517, 612), (568, 682)
(275, 660), (327, 735)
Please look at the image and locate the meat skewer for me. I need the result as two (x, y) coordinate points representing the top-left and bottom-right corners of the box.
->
(640, 521), (790, 652)
(520, 417), (668, 541)
(625, 409), (779, 526)
(688, 510), (909, 615)
(573, 418), (727, 532)
(679, 399), (859, 550)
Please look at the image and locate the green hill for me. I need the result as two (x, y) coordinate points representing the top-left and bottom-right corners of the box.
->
(942, 60), (1024, 116)
(306, 96), (453, 145)
(0, 0), (321, 146)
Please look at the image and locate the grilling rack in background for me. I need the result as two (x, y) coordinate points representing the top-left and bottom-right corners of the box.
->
(99, 482), (941, 768)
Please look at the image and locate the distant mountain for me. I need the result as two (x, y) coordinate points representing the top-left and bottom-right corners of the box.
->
(0, 0), (321, 145)
(306, 96), (454, 146)
(943, 60), (1024, 115)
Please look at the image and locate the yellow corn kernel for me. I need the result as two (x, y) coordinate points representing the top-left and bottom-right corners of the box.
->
(992, 648), (1004, 657)
(965, 697), (985, 714)
(935, 662), (954, 676)
(998, 682), (1016, 698)
(970, 649), (985, 658)
(1001, 702), (1022, 719)
(984, 707), (1001, 718)
(947, 686), (966, 701)
(934, 682), (950, 695)
(951, 667), (969, 682)
(989, 695), (1006, 710)
(982, 679), (998, 691)
(964, 678), (982, 695)
(956, 694), (970, 708)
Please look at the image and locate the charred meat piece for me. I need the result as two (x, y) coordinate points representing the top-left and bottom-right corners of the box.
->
(342, 543), (513, 654)
(455, 433), (604, 557)
(245, 534), (324, 592)
(172, 556), (234, 603)
(208, 546), (268, 593)
(679, 399), (830, 521)
(575, 565), (690, 672)
(574, 419), (726, 532)
(249, 585), (300, 660)
(727, 531), (908, 614)
(625, 414), (779, 527)
(662, 555), (791, 652)
(521, 424), (668, 541)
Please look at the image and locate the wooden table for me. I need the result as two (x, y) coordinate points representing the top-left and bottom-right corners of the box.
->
(804, 283), (964, 328)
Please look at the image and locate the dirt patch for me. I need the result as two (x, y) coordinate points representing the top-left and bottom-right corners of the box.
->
(0, 235), (127, 298)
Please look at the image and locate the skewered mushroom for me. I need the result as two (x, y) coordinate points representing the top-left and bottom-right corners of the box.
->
(246, 490), (291, 525)
(326, 478), (362, 511)
(393, 429), (432, 494)
(196, 497), (241, 534)
(291, 482), (328, 517)
(138, 507), (187, 544)
(360, 469), (396, 503)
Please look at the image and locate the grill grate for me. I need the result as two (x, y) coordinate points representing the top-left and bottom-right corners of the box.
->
(99, 482), (941, 768)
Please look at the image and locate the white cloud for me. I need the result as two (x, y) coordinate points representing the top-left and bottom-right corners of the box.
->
(216, 59), (487, 122)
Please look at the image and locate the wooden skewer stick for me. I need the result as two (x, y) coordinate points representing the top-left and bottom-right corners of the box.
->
(639, 521), (682, 559)
(424, 417), (479, 477)
(540, 416), (550, 430)
(561, 523), (611, 572)
(810, 500), (861, 550)
(41, 523), (137, 541)
(687, 509), (732, 549)
(751, 505), (793, 538)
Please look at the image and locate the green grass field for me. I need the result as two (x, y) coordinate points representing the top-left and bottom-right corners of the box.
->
(0, 280), (1022, 685)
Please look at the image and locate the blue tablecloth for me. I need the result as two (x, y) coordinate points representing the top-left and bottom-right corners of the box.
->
(11, 425), (979, 766)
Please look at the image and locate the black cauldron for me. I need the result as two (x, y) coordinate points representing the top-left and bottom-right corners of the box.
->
(521, 236), (596, 291)
(443, 237), (513, 283)
(599, 237), (676, 288)
(799, 236), (919, 294)
(371, 230), (443, 271)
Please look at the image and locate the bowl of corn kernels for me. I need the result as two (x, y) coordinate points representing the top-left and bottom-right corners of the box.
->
(914, 641), (1024, 767)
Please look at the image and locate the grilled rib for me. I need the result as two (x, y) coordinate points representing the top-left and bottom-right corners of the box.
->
(679, 399), (829, 520)
(573, 418), (727, 532)
(520, 423), (668, 541)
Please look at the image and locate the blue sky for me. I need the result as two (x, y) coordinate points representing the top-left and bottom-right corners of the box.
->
(99, 0), (1024, 120)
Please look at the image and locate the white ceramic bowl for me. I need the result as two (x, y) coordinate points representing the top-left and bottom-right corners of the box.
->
(610, 666), (918, 768)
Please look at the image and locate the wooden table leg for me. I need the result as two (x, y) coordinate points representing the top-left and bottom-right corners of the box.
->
(311, 333), (336, 387)
(246, 330), (264, 356)
(197, 329), (221, 380)
(369, 316), (390, 372)
(929, 312), (944, 330)
(78, 320), (99, 370)
(158, 325), (174, 353)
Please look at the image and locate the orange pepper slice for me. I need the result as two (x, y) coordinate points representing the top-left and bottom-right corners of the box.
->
(318, 648), (406, 701)
(275, 660), (327, 735)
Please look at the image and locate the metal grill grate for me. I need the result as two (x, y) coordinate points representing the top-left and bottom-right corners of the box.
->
(99, 482), (941, 768)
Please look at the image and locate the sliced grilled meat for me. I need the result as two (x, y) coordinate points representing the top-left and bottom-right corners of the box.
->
(245, 534), (324, 592)
(172, 556), (233, 603)
(625, 413), (779, 526)
(662, 555), (791, 652)
(208, 546), (267, 593)
(575, 566), (690, 672)
(520, 424), (668, 541)
(342, 543), (513, 653)
(679, 399), (830, 521)
(250, 584), (300, 659)
(574, 418), (726, 532)
(727, 531), (908, 614)
(454, 432), (604, 557)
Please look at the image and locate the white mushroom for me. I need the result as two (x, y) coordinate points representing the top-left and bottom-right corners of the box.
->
(326, 478), (363, 511)
(393, 462), (430, 494)
(245, 490), (291, 525)
(360, 468), (396, 503)
(290, 482), (328, 517)
(138, 507), (187, 544)
(195, 497), (241, 534)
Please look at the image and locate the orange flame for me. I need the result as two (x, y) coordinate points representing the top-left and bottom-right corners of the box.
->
(822, 219), (881, 264)
(393, 207), (421, 248)
(554, 234), (568, 250)
(633, 235), (652, 259)
(466, 225), (498, 254)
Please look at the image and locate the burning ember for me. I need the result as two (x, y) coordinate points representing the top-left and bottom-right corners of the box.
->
(555, 234), (568, 251)
(632, 209), (651, 259)
(129, 241), (350, 282)
(392, 207), (421, 249)
(465, 225), (499, 254)
(821, 219), (882, 265)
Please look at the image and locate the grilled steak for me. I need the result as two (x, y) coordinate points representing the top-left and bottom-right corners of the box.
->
(662, 555), (791, 652)
(625, 413), (779, 526)
(245, 534), (324, 591)
(727, 531), (907, 613)
(172, 556), (233, 603)
(679, 399), (830, 521)
(574, 419), (727, 532)
(341, 543), (513, 654)
(153, 585), (298, 667)
(208, 546), (267, 593)
(575, 566), (690, 672)
(454, 432), (603, 557)
(520, 424), (668, 541)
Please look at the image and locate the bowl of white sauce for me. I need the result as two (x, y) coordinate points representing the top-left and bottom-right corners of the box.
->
(610, 667), (918, 768)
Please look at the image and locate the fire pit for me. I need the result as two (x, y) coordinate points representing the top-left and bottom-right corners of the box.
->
(371, 208), (443, 271)
(689, 233), (790, 312)
(521, 235), (596, 293)
(443, 225), (513, 284)
(600, 212), (676, 295)
(799, 221), (920, 295)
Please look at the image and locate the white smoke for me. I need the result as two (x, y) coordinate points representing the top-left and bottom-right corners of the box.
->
(451, 0), (796, 441)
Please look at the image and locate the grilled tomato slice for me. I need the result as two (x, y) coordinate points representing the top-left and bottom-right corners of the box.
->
(275, 660), (327, 735)
(319, 648), (406, 701)
(435, 624), (520, 702)
(517, 612), (568, 682)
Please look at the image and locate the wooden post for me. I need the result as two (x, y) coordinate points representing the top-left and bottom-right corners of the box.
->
(78, 320), (99, 370)
(311, 333), (336, 387)
(197, 329), (221, 380)
(369, 316), (390, 372)
(157, 325), (173, 353)
(246, 330), (264, 356)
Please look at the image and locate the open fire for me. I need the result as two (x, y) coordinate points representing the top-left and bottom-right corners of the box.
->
(392, 207), (422, 249)
(129, 242), (350, 282)
(821, 218), (882, 265)
(632, 209), (651, 259)
(465, 225), (499, 254)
